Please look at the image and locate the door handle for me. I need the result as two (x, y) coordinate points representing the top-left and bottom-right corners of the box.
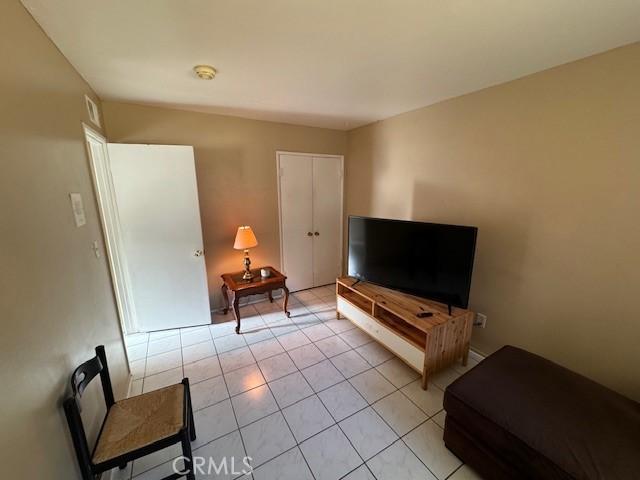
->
(194, 249), (204, 257)
(314, 232), (319, 236)
(307, 232), (313, 237)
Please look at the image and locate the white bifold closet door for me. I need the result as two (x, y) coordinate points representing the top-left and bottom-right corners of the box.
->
(278, 153), (343, 292)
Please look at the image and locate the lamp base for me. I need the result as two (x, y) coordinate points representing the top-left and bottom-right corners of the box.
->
(242, 249), (254, 281)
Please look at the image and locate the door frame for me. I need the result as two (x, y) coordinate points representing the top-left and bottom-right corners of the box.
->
(276, 151), (344, 288)
(83, 124), (139, 334)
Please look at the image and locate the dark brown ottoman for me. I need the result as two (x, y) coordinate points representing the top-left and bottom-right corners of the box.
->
(443, 346), (640, 480)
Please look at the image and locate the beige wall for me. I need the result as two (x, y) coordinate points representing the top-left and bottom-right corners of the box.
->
(346, 43), (640, 400)
(102, 102), (347, 308)
(0, 1), (129, 478)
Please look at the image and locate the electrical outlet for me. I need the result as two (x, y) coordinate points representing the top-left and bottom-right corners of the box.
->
(474, 313), (487, 328)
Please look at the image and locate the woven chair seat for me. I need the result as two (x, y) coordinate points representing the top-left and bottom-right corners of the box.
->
(93, 384), (184, 464)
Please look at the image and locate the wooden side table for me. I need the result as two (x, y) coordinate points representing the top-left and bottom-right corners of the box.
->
(220, 266), (290, 334)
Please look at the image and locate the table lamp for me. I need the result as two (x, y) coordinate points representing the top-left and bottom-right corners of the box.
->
(234, 226), (258, 280)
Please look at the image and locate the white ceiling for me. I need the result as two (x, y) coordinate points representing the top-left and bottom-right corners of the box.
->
(22, 0), (640, 130)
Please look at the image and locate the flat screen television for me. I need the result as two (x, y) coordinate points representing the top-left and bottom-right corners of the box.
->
(347, 216), (478, 309)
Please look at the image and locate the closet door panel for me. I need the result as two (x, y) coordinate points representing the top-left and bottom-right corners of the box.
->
(312, 156), (342, 287)
(279, 154), (314, 291)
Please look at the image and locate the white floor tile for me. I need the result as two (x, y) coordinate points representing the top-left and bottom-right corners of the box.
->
(252, 447), (313, 480)
(192, 399), (238, 449)
(403, 420), (462, 479)
(339, 407), (398, 460)
(372, 391), (428, 436)
(324, 318), (356, 334)
(293, 290), (317, 303)
(314, 335), (351, 358)
(376, 358), (420, 388)
(315, 308), (338, 321)
(241, 412), (296, 467)
(341, 465), (376, 480)
(133, 460), (179, 480)
(400, 380), (444, 416)
(224, 363), (266, 396)
(125, 332), (149, 346)
(339, 329), (373, 348)
(249, 338), (285, 361)
(301, 359), (345, 392)
(448, 465), (483, 480)
(210, 318), (237, 338)
(148, 329), (180, 341)
(241, 326), (275, 345)
(433, 410), (446, 429)
(288, 343), (326, 370)
(147, 335), (182, 357)
(258, 352), (297, 382)
(183, 356), (222, 384)
(183, 340), (216, 364)
(127, 342), (149, 361)
(145, 349), (182, 376)
(282, 395), (335, 442)
(301, 323), (335, 342)
(191, 375), (229, 411)
(349, 369), (396, 403)
(430, 366), (462, 390)
(277, 330), (311, 351)
(260, 309), (288, 325)
(129, 379), (143, 397)
(268, 371), (314, 408)
(269, 319), (300, 337)
(219, 347), (256, 373)
(130, 359), (146, 380)
(318, 380), (368, 422)
(193, 430), (249, 480)
(180, 327), (212, 347)
(330, 350), (371, 378)
(299, 425), (362, 480)
(132, 444), (182, 477)
(366, 440), (437, 480)
(254, 300), (280, 315)
(231, 384), (279, 427)
(214, 333), (247, 353)
(143, 367), (183, 393)
(292, 312), (322, 329)
(355, 342), (395, 366)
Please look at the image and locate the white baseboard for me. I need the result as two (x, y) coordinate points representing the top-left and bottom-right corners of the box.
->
(125, 373), (134, 398)
(468, 348), (486, 364)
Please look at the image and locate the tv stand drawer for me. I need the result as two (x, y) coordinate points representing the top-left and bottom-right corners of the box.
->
(337, 296), (424, 372)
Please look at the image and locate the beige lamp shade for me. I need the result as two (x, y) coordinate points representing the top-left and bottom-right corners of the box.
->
(234, 226), (258, 250)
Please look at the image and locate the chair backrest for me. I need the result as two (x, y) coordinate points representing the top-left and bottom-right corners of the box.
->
(70, 345), (115, 408)
(64, 345), (116, 478)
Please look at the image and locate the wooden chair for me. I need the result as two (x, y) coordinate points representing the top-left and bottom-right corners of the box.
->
(63, 346), (196, 480)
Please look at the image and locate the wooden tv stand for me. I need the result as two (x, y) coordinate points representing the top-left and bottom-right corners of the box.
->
(336, 277), (474, 390)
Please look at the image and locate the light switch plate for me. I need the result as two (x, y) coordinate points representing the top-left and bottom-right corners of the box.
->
(69, 193), (86, 227)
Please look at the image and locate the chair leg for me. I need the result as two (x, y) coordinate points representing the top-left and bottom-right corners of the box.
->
(181, 430), (195, 480)
(184, 378), (196, 441)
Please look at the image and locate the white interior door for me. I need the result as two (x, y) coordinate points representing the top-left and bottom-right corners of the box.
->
(107, 144), (211, 331)
(312, 156), (343, 286)
(278, 154), (314, 291)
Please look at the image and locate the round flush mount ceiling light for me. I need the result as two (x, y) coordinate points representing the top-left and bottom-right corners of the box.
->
(193, 65), (217, 80)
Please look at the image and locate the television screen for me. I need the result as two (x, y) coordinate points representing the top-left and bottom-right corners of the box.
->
(347, 216), (477, 308)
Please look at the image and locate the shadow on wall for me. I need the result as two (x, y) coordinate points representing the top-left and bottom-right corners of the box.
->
(410, 179), (534, 351)
(192, 145), (282, 310)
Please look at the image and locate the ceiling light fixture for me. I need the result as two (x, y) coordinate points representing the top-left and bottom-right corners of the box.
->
(193, 65), (217, 80)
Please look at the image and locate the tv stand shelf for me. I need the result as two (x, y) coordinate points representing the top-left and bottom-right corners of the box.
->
(336, 277), (474, 389)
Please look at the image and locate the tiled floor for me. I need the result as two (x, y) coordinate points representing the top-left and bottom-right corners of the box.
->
(121, 285), (482, 480)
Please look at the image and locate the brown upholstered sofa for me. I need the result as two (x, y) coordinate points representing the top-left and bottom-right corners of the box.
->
(443, 346), (640, 480)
